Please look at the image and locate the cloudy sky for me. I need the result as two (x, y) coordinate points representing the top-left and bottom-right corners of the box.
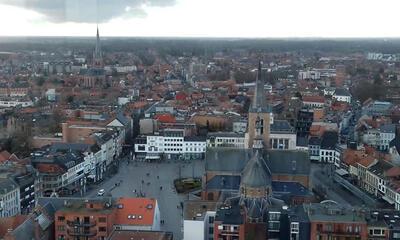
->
(0, 0), (399, 38)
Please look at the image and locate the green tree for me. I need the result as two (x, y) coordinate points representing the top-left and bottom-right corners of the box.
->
(66, 95), (74, 103)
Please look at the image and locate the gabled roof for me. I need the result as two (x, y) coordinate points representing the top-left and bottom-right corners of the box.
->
(7, 202), (55, 240)
(390, 135), (400, 154)
(0, 150), (11, 162)
(320, 131), (338, 149)
(334, 88), (351, 96)
(115, 112), (130, 126)
(369, 160), (395, 178)
(358, 156), (377, 168)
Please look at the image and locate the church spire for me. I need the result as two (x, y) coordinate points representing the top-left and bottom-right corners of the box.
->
(95, 25), (102, 59)
(93, 25), (103, 67)
(252, 61), (266, 110)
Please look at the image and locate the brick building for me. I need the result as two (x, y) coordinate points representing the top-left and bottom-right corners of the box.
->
(54, 197), (160, 240)
(306, 201), (368, 240)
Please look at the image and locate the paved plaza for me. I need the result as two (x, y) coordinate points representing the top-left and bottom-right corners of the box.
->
(84, 159), (205, 240)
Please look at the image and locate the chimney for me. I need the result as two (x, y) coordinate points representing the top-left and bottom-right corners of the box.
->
(33, 218), (40, 240)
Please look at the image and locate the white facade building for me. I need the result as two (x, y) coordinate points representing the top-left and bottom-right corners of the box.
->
(232, 120), (247, 133)
(0, 179), (20, 217)
(207, 132), (246, 148)
(135, 129), (206, 161)
(0, 99), (33, 108)
(269, 120), (297, 150)
(183, 201), (217, 240)
(333, 88), (352, 103)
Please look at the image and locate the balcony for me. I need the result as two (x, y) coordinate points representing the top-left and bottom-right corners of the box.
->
(318, 230), (362, 237)
(67, 220), (96, 227)
(67, 229), (97, 237)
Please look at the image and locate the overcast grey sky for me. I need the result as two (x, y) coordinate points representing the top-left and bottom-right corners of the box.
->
(0, 0), (399, 37)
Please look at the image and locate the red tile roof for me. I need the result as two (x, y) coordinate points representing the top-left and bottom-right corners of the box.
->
(114, 198), (156, 226)
(0, 215), (28, 238)
(154, 114), (176, 123)
(302, 95), (325, 103)
(175, 92), (188, 101)
(36, 163), (65, 174)
(385, 167), (400, 178)
(0, 151), (11, 162)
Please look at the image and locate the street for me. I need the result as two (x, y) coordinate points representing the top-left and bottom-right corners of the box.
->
(83, 159), (205, 240)
(310, 163), (367, 207)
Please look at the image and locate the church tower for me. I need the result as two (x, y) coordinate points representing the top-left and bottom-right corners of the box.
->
(93, 26), (103, 68)
(246, 61), (272, 149)
(239, 135), (272, 223)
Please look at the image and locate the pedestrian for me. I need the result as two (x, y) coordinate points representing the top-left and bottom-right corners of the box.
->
(157, 175), (159, 179)
(160, 186), (162, 190)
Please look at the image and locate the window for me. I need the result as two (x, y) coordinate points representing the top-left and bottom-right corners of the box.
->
(346, 225), (352, 233)
(208, 227), (214, 234)
(57, 225), (65, 231)
(209, 216), (214, 224)
(291, 222), (299, 233)
(269, 212), (280, 221)
(317, 224), (323, 231)
(99, 227), (106, 232)
(98, 217), (106, 223)
(57, 216), (65, 221)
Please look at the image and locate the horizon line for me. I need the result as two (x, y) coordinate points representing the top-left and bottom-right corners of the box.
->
(1, 35), (400, 40)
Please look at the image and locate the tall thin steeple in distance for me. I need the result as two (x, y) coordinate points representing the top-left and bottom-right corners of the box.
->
(252, 61), (266, 110)
(93, 25), (103, 67)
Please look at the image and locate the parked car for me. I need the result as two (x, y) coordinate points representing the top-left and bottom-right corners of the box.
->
(97, 189), (105, 196)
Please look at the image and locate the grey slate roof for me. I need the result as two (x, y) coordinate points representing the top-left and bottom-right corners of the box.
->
(270, 120), (294, 133)
(116, 112), (130, 126)
(308, 136), (321, 146)
(266, 150), (310, 176)
(334, 88), (351, 96)
(205, 148), (251, 173)
(390, 135), (400, 154)
(215, 202), (243, 225)
(0, 178), (18, 195)
(368, 160), (394, 178)
(9, 202), (55, 240)
(205, 175), (241, 191)
(50, 142), (92, 154)
(206, 148), (310, 176)
(207, 132), (245, 138)
(320, 131), (338, 150)
(271, 181), (312, 203)
(296, 136), (308, 147)
(184, 136), (206, 142)
(241, 151), (272, 188)
(304, 201), (366, 223)
(379, 124), (396, 133)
